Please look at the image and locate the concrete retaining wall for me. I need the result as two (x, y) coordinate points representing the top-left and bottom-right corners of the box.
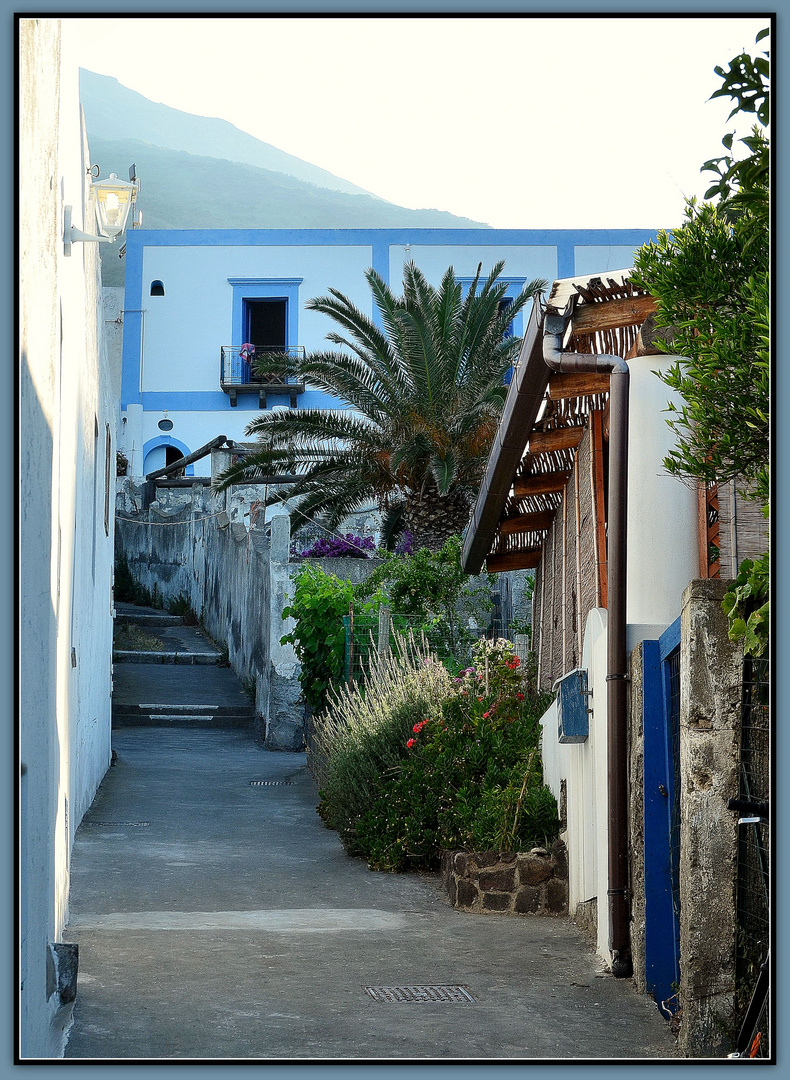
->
(116, 482), (381, 751)
(116, 480), (273, 740)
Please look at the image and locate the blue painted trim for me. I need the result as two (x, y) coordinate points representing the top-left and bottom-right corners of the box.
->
(142, 434), (195, 477)
(228, 278), (303, 351)
(121, 227), (659, 413)
(142, 392), (235, 411)
(121, 237), (145, 408)
(659, 616), (682, 663)
(642, 638), (681, 1006)
(126, 227), (659, 249)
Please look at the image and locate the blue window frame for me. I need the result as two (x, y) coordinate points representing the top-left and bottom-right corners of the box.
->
(228, 278), (302, 349)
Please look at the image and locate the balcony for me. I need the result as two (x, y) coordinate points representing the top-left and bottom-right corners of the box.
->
(220, 346), (306, 408)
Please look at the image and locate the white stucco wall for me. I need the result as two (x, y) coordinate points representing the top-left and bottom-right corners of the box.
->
(138, 244), (374, 394)
(540, 608), (611, 965)
(625, 354), (699, 643)
(19, 18), (115, 1058)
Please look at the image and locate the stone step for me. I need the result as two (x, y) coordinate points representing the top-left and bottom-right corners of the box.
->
(112, 702), (255, 729)
(116, 613), (184, 627)
(112, 650), (224, 665)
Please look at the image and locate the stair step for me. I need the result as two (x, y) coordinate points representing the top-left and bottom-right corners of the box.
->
(113, 650), (224, 665)
(116, 613), (184, 627)
(112, 702), (254, 729)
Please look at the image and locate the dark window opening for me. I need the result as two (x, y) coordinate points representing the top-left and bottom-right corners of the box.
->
(150, 280), (165, 297)
(245, 299), (286, 351)
(165, 446), (184, 473)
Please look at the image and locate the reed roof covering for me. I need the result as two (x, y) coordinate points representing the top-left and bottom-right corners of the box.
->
(462, 269), (656, 575)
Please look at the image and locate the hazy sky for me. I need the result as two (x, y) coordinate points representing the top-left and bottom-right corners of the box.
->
(63, 14), (767, 229)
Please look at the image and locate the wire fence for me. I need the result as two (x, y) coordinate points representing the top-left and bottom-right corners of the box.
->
(341, 609), (531, 684)
(734, 655), (770, 1050)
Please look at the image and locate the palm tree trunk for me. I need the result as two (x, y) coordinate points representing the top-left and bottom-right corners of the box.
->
(405, 488), (472, 552)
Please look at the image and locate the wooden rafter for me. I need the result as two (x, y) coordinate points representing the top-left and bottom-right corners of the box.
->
(499, 510), (556, 536)
(570, 293), (656, 334)
(548, 372), (611, 400)
(528, 426), (585, 455)
(486, 549), (542, 572)
(512, 471), (571, 497)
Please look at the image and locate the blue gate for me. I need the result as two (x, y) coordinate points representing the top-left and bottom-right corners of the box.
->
(641, 617), (681, 1010)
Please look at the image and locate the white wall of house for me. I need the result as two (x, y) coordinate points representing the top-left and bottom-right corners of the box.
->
(540, 608), (610, 964)
(19, 18), (115, 1058)
(119, 229), (657, 479)
(625, 354), (699, 647)
(539, 352), (699, 972)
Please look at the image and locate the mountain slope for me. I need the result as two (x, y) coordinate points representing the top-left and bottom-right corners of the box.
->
(80, 71), (489, 285)
(81, 69), (379, 198)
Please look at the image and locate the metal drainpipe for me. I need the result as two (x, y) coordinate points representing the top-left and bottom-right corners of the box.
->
(543, 315), (632, 978)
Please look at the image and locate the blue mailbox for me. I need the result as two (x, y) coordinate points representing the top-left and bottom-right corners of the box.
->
(555, 668), (591, 743)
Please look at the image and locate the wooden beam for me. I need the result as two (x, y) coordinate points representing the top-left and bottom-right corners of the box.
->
(499, 510), (556, 536)
(486, 549), (542, 572)
(571, 294), (657, 335)
(528, 426), (585, 454)
(513, 471), (571, 497)
(145, 435), (228, 481)
(548, 372), (611, 400)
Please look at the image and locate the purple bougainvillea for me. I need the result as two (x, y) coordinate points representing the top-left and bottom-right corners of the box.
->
(291, 533), (375, 559)
(394, 529), (414, 556)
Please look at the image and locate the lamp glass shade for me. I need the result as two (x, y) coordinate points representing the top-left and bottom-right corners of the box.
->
(92, 174), (136, 239)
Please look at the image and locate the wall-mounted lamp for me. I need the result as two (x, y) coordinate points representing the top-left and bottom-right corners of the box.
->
(63, 167), (140, 257)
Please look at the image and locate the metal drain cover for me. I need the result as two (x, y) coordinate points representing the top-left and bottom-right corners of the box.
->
(250, 780), (293, 786)
(363, 985), (477, 1003)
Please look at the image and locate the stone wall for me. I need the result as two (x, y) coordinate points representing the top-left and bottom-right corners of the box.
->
(677, 579), (743, 1057)
(441, 841), (568, 916)
(116, 480), (273, 742)
(116, 480), (382, 751)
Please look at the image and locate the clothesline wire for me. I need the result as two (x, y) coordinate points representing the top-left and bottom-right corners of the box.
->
(114, 487), (378, 556)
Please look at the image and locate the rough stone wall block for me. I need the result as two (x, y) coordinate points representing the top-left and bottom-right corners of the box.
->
(442, 843), (569, 916)
(678, 579), (743, 1057)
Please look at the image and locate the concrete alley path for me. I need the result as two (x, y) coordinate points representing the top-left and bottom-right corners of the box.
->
(64, 663), (678, 1060)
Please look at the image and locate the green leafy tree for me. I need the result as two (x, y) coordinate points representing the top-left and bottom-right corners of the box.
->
(631, 28), (769, 508)
(631, 29), (769, 655)
(215, 261), (546, 551)
(358, 534), (492, 659)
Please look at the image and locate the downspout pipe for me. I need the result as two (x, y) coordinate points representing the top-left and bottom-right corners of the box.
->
(543, 314), (632, 979)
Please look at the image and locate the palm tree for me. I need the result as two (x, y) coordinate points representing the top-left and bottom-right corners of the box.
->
(215, 261), (546, 551)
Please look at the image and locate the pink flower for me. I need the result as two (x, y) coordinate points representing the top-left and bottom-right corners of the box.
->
(406, 738), (416, 749)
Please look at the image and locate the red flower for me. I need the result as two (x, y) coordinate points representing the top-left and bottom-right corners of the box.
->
(406, 738), (416, 749)
(517, 692), (525, 700)
(483, 711), (491, 719)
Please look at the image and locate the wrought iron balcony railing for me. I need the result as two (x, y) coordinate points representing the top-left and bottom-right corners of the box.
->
(220, 346), (306, 407)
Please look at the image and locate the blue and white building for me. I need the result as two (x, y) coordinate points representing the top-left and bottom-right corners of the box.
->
(119, 228), (659, 477)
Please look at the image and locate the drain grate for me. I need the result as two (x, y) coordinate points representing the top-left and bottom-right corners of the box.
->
(363, 985), (477, 1003)
(249, 780), (293, 786)
(82, 821), (150, 827)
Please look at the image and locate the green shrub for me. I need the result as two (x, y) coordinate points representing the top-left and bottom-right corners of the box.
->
(722, 552), (769, 657)
(311, 637), (453, 852)
(281, 565), (382, 714)
(167, 591), (199, 625)
(358, 535), (493, 661)
(351, 638), (558, 871)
